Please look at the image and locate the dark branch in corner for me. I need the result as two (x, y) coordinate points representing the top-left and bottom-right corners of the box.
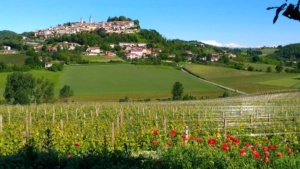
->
(267, 0), (300, 23)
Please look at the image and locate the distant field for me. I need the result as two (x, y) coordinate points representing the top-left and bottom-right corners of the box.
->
(81, 55), (124, 63)
(0, 53), (27, 66)
(183, 64), (298, 93)
(260, 48), (278, 57)
(59, 64), (224, 101)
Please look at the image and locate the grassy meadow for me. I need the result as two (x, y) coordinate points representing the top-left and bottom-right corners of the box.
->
(81, 55), (124, 63)
(0, 53), (27, 66)
(183, 64), (300, 93)
(59, 64), (224, 101)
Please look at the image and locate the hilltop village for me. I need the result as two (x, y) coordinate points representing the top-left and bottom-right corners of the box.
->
(34, 16), (139, 38)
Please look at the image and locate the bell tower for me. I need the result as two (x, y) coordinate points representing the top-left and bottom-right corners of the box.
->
(89, 15), (92, 23)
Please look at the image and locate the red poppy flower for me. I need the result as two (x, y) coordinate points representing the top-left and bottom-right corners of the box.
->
(245, 142), (251, 148)
(268, 145), (273, 149)
(189, 136), (194, 141)
(226, 138), (231, 143)
(253, 150), (260, 159)
(170, 132), (175, 137)
(263, 137), (268, 142)
(240, 149), (246, 156)
(152, 130), (158, 135)
(287, 147), (293, 153)
(254, 142), (259, 146)
(265, 157), (269, 163)
(196, 137), (202, 142)
(152, 140), (158, 145)
(222, 144), (229, 151)
(75, 142), (80, 147)
(277, 152), (283, 158)
(273, 145), (278, 149)
(171, 129), (176, 134)
(208, 138), (217, 145)
(263, 146), (268, 151)
(181, 134), (187, 140)
(264, 151), (270, 157)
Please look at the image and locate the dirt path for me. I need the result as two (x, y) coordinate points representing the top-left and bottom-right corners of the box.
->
(181, 66), (248, 95)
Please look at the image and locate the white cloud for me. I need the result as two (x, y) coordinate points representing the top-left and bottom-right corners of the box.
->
(200, 40), (245, 48)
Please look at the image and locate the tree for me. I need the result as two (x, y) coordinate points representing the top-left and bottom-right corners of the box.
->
(34, 77), (54, 104)
(172, 82), (183, 100)
(275, 65), (283, 73)
(268, 0), (300, 23)
(267, 66), (272, 72)
(59, 85), (73, 101)
(3, 72), (35, 104)
(223, 90), (231, 98)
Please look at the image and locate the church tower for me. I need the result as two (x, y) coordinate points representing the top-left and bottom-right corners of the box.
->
(89, 16), (92, 23)
(80, 17), (83, 24)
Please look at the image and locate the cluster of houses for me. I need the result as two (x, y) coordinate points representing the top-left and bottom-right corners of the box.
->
(35, 16), (139, 38)
(0, 45), (16, 54)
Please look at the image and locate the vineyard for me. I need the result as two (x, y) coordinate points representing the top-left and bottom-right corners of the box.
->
(0, 93), (300, 168)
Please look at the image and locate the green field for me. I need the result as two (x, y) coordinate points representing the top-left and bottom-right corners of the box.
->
(59, 64), (224, 101)
(183, 64), (299, 93)
(81, 55), (124, 63)
(0, 53), (27, 66)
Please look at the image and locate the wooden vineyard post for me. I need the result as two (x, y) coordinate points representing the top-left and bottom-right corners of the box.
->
(268, 113), (271, 126)
(52, 108), (55, 125)
(60, 119), (64, 131)
(120, 109), (123, 125)
(117, 116), (120, 133)
(155, 113), (158, 128)
(8, 108), (10, 124)
(222, 112), (225, 119)
(111, 122), (115, 147)
(0, 115), (2, 132)
(29, 112), (32, 129)
(163, 117), (167, 134)
(184, 126), (188, 143)
(223, 118), (227, 139)
(197, 113), (200, 129)
(66, 111), (69, 121)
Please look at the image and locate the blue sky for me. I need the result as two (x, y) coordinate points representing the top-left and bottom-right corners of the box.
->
(1, 0), (299, 47)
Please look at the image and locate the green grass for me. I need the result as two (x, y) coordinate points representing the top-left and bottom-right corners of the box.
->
(81, 55), (124, 63)
(260, 48), (278, 57)
(59, 64), (224, 101)
(0, 53), (27, 66)
(183, 64), (298, 93)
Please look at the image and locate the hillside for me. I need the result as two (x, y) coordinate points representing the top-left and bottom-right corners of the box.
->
(0, 30), (18, 39)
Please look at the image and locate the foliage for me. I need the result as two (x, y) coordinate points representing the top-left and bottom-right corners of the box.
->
(267, 66), (272, 72)
(48, 62), (64, 72)
(267, 0), (300, 23)
(0, 30), (18, 39)
(223, 90), (231, 97)
(276, 65), (283, 73)
(3, 72), (35, 104)
(34, 77), (55, 104)
(172, 81), (184, 100)
(59, 85), (74, 100)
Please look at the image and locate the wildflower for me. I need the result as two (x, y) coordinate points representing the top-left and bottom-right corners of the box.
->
(265, 157), (269, 163)
(196, 137), (202, 142)
(67, 153), (72, 158)
(277, 152), (283, 158)
(189, 136), (194, 141)
(171, 129), (176, 134)
(253, 150), (260, 159)
(75, 142), (80, 147)
(254, 142), (260, 146)
(222, 144), (229, 151)
(226, 138), (231, 143)
(152, 140), (158, 145)
(240, 149), (246, 156)
(245, 142), (251, 148)
(181, 134), (187, 140)
(287, 147), (293, 153)
(263, 146), (268, 151)
(164, 143), (169, 147)
(170, 132), (175, 137)
(264, 151), (270, 157)
(152, 130), (158, 135)
(208, 138), (217, 145)
(263, 137), (268, 142)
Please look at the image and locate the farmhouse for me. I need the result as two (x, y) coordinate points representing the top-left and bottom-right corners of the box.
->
(86, 46), (102, 55)
(45, 62), (52, 68)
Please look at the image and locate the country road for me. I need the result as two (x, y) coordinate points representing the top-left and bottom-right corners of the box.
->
(181, 66), (248, 95)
